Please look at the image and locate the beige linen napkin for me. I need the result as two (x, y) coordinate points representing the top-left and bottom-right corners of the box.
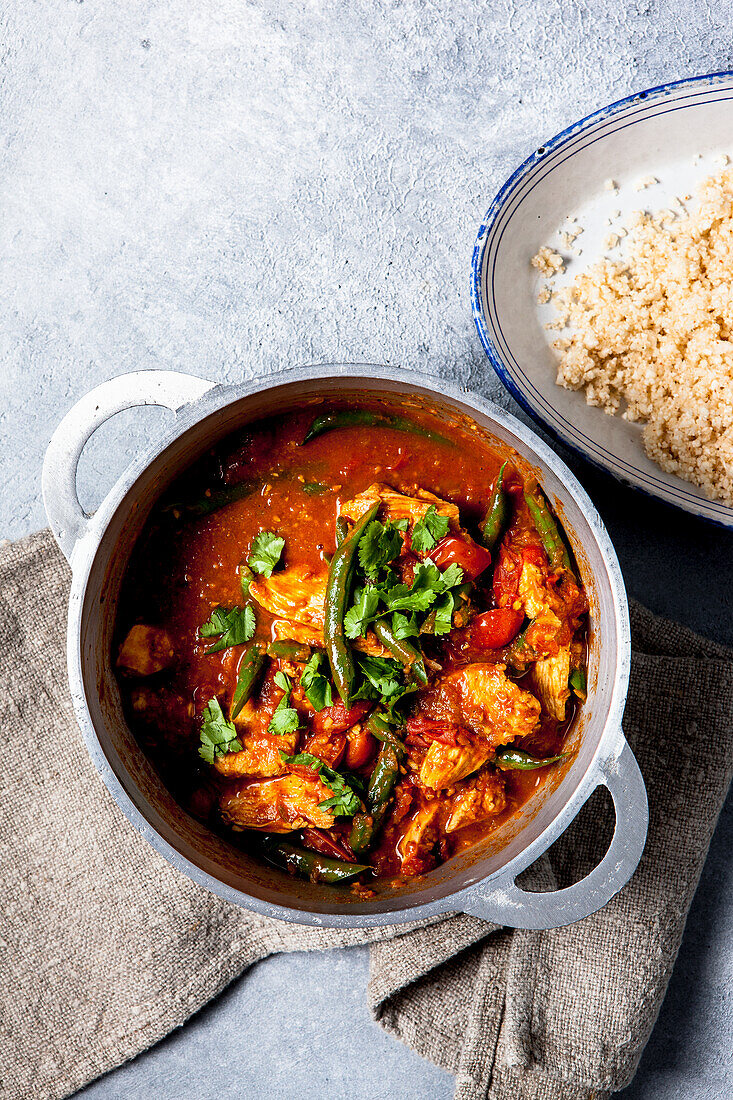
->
(1, 531), (731, 1100)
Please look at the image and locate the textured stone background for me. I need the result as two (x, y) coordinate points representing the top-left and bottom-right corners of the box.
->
(1, 1), (731, 1097)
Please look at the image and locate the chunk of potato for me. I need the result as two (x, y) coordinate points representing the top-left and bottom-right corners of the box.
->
(445, 771), (507, 833)
(339, 483), (460, 527)
(117, 625), (175, 676)
(418, 663), (540, 746)
(419, 740), (493, 790)
(219, 773), (335, 832)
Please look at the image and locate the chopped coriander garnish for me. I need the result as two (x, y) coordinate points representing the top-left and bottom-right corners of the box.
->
(199, 605), (256, 653)
(344, 586), (380, 639)
(239, 562), (255, 598)
(300, 651), (333, 711)
(268, 670), (301, 736)
(358, 520), (403, 579)
(356, 654), (404, 700)
(199, 698), (242, 763)
(391, 612), (419, 639)
(432, 591), (455, 635)
(281, 751), (362, 817)
(383, 560), (463, 613)
(248, 530), (285, 577)
(411, 505), (450, 553)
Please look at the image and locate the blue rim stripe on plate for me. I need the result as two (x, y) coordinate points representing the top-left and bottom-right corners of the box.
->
(470, 71), (733, 526)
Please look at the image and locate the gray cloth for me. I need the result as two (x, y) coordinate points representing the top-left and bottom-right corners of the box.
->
(1, 531), (731, 1100)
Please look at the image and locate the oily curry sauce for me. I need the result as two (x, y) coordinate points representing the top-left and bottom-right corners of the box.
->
(116, 402), (588, 888)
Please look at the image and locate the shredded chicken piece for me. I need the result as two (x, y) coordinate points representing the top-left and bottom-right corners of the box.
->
(117, 625), (175, 676)
(220, 773), (335, 832)
(417, 663), (540, 746)
(419, 741), (493, 791)
(446, 771), (507, 833)
(271, 618), (390, 658)
(532, 645), (571, 721)
(397, 801), (442, 874)
(339, 482), (460, 527)
(518, 561), (561, 625)
(214, 727), (298, 779)
(250, 566), (327, 628)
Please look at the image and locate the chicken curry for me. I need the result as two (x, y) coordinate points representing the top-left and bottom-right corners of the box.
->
(115, 402), (588, 889)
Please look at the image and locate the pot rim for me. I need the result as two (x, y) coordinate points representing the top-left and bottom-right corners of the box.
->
(61, 363), (633, 927)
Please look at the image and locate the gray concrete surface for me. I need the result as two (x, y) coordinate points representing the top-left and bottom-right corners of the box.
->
(1, 1), (731, 1097)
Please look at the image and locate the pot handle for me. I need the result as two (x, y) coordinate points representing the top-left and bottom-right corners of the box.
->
(456, 736), (648, 930)
(42, 369), (216, 564)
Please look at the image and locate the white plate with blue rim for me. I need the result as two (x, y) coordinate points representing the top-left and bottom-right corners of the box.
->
(471, 71), (733, 528)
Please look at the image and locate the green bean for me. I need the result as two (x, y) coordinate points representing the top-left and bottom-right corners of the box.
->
(366, 712), (406, 752)
(259, 837), (370, 884)
(372, 619), (428, 685)
(335, 516), (349, 548)
(495, 747), (569, 770)
(569, 668), (587, 699)
(231, 643), (266, 718)
(367, 743), (401, 804)
(479, 460), (510, 552)
(303, 410), (452, 447)
(524, 484), (573, 574)
(267, 640), (313, 662)
(324, 502), (380, 706)
(349, 738), (401, 855)
(504, 620), (535, 669)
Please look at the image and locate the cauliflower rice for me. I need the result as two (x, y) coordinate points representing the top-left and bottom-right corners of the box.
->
(540, 169), (733, 506)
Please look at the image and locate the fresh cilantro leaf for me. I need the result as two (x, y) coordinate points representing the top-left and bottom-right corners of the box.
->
(240, 563), (255, 598)
(391, 612), (419, 639)
(280, 751), (361, 817)
(357, 654), (404, 699)
(386, 683), (419, 722)
(438, 562), (464, 589)
(384, 561), (443, 612)
(411, 506), (450, 553)
(268, 706), (300, 736)
(273, 670), (291, 692)
(300, 651), (333, 712)
(318, 786), (361, 816)
(198, 698), (242, 763)
(248, 530), (285, 577)
(358, 520), (403, 579)
(268, 670), (300, 736)
(344, 586), (380, 639)
(199, 605), (256, 653)
(392, 519), (409, 532)
(432, 591), (455, 635)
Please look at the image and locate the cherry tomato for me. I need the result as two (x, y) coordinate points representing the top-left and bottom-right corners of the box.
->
(431, 536), (492, 580)
(311, 699), (372, 736)
(300, 730), (346, 768)
(492, 546), (522, 606)
(345, 725), (377, 769)
(405, 717), (462, 745)
(468, 608), (525, 649)
(301, 828), (356, 862)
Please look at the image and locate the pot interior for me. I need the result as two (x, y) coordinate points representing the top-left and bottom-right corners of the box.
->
(75, 373), (626, 923)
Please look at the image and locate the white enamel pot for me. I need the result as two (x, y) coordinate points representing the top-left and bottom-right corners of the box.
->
(42, 365), (647, 929)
